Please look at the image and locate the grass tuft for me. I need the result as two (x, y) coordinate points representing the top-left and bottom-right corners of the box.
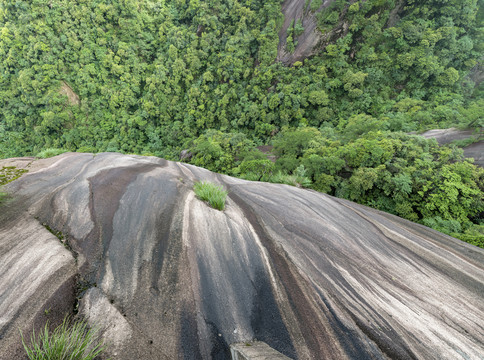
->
(21, 316), (108, 360)
(193, 181), (228, 211)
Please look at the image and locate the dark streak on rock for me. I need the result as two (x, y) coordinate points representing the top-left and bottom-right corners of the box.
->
(250, 271), (297, 359)
(312, 287), (377, 358)
(229, 191), (328, 358)
(351, 313), (418, 360)
(85, 163), (160, 277)
(206, 320), (231, 360)
(150, 196), (177, 293)
(180, 306), (202, 360)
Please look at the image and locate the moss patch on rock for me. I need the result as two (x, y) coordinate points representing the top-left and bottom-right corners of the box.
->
(1, 166), (28, 186)
(0, 166), (29, 203)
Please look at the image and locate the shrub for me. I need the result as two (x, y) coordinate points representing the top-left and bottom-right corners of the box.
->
(193, 181), (228, 210)
(21, 316), (107, 360)
(36, 148), (68, 159)
(239, 159), (275, 181)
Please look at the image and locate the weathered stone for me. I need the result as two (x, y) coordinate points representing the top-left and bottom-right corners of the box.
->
(1, 152), (483, 359)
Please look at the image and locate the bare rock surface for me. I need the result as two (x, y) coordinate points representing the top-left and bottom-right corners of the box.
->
(463, 141), (484, 168)
(1, 152), (484, 359)
(419, 128), (484, 167)
(419, 128), (476, 145)
(278, 0), (345, 65)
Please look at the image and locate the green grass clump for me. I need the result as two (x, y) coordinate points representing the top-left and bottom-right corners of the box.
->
(193, 181), (228, 211)
(36, 148), (68, 159)
(269, 172), (312, 188)
(21, 316), (108, 360)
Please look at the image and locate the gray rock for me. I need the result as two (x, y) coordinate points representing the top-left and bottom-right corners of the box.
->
(463, 141), (484, 168)
(180, 149), (193, 161)
(1, 152), (483, 359)
(419, 128), (484, 167)
(419, 128), (476, 145)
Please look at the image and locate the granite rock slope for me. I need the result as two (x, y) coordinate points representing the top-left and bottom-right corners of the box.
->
(1, 152), (483, 359)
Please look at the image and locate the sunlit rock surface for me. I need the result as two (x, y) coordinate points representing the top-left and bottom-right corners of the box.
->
(1, 152), (483, 359)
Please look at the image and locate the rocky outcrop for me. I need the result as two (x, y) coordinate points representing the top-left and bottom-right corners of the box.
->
(59, 81), (80, 106)
(1, 152), (484, 359)
(277, 0), (339, 65)
(420, 128), (484, 167)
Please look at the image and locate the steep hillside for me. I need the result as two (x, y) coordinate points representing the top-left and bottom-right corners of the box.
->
(1, 153), (483, 359)
(0, 0), (482, 158)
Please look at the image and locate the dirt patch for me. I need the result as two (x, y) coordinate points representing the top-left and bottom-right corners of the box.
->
(59, 81), (80, 106)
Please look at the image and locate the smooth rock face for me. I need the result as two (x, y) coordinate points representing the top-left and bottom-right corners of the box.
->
(277, 0), (329, 65)
(419, 128), (476, 145)
(1, 152), (484, 359)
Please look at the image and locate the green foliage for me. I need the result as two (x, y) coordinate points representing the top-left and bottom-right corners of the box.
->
(239, 159), (275, 181)
(294, 19), (305, 37)
(193, 181), (228, 211)
(310, 0), (323, 12)
(451, 224), (484, 248)
(0, 0), (481, 158)
(188, 130), (259, 175)
(36, 149), (68, 159)
(21, 316), (107, 360)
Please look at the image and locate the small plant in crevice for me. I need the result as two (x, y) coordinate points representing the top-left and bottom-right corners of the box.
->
(21, 315), (108, 360)
(74, 278), (97, 314)
(193, 181), (228, 211)
(39, 221), (75, 255)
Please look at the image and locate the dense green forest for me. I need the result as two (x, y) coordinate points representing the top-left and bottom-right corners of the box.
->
(0, 0), (483, 246)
